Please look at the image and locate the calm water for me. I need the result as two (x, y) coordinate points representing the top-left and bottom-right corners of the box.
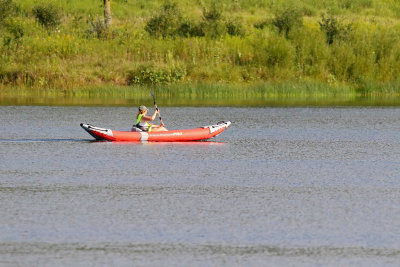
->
(1, 106), (400, 266)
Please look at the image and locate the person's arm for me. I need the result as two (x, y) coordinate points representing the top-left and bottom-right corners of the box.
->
(142, 110), (158, 122)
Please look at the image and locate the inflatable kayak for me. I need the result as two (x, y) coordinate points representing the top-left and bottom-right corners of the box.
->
(80, 121), (231, 142)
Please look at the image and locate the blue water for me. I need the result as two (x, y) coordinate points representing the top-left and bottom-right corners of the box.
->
(1, 106), (400, 266)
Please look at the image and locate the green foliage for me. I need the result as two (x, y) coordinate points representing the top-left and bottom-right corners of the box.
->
(337, 0), (373, 11)
(202, 2), (223, 22)
(32, 2), (61, 29)
(226, 18), (245, 37)
(145, 2), (183, 38)
(254, 20), (269, 30)
(0, 0), (16, 23)
(2, 18), (24, 50)
(201, 2), (226, 39)
(291, 27), (329, 77)
(88, 17), (109, 39)
(144, 1), (244, 39)
(263, 34), (295, 69)
(2, 0), (400, 94)
(319, 14), (352, 45)
(328, 42), (356, 82)
(177, 20), (204, 37)
(128, 64), (187, 85)
(272, 7), (303, 38)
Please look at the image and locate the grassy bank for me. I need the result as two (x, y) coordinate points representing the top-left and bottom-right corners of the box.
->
(1, 0), (400, 103)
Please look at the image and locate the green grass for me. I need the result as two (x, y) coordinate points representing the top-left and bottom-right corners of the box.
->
(1, 0), (400, 105)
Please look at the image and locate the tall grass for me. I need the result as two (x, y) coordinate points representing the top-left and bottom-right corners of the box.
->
(4, 82), (400, 106)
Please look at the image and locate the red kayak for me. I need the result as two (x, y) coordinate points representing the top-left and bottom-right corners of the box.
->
(80, 121), (231, 142)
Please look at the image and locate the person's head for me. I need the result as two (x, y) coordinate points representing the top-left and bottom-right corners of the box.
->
(138, 105), (148, 114)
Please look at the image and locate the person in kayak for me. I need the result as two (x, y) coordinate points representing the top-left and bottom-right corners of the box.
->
(134, 105), (167, 132)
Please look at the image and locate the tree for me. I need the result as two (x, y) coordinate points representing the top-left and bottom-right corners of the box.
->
(272, 7), (303, 38)
(32, 3), (61, 29)
(145, 2), (182, 38)
(104, 0), (111, 27)
(319, 14), (352, 45)
(0, 0), (16, 23)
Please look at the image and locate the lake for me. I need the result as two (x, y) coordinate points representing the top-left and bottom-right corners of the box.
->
(1, 106), (400, 266)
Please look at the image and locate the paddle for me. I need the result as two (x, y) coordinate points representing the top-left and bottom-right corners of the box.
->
(150, 90), (164, 125)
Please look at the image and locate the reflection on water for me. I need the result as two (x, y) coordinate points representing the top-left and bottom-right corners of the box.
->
(3, 95), (400, 107)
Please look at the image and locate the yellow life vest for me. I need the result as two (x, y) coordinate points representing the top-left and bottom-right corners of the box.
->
(136, 114), (152, 132)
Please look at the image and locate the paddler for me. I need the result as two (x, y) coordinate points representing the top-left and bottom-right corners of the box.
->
(133, 105), (167, 132)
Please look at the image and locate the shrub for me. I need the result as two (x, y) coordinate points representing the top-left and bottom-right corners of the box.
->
(3, 18), (24, 50)
(254, 20), (269, 30)
(145, 2), (182, 38)
(88, 17), (109, 39)
(201, 2), (226, 39)
(264, 34), (295, 69)
(272, 7), (303, 38)
(319, 14), (352, 45)
(253, 34), (295, 71)
(202, 2), (223, 23)
(0, 0), (16, 23)
(32, 2), (61, 29)
(291, 27), (329, 77)
(328, 42), (356, 81)
(226, 19), (245, 37)
(127, 64), (187, 85)
(177, 20), (204, 37)
(7, 20), (24, 40)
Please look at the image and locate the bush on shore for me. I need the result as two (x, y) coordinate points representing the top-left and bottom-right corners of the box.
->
(32, 2), (61, 29)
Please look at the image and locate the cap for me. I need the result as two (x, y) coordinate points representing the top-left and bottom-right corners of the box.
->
(139, 105), (147, 111)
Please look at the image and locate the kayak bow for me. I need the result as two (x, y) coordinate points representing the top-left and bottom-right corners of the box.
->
(80, 121), (231, 142)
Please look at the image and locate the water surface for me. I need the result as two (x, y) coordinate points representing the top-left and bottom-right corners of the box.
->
(1, 106), (400, 266)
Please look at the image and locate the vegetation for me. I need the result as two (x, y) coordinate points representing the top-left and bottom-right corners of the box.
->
(1, 0), (400, 101)
(32, 2), (61, 29)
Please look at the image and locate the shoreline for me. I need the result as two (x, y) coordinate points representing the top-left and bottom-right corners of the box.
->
(2, 83), (400, 107)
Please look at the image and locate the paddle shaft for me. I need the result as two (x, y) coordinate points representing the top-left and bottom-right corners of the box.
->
(150, 91), (163, 125)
